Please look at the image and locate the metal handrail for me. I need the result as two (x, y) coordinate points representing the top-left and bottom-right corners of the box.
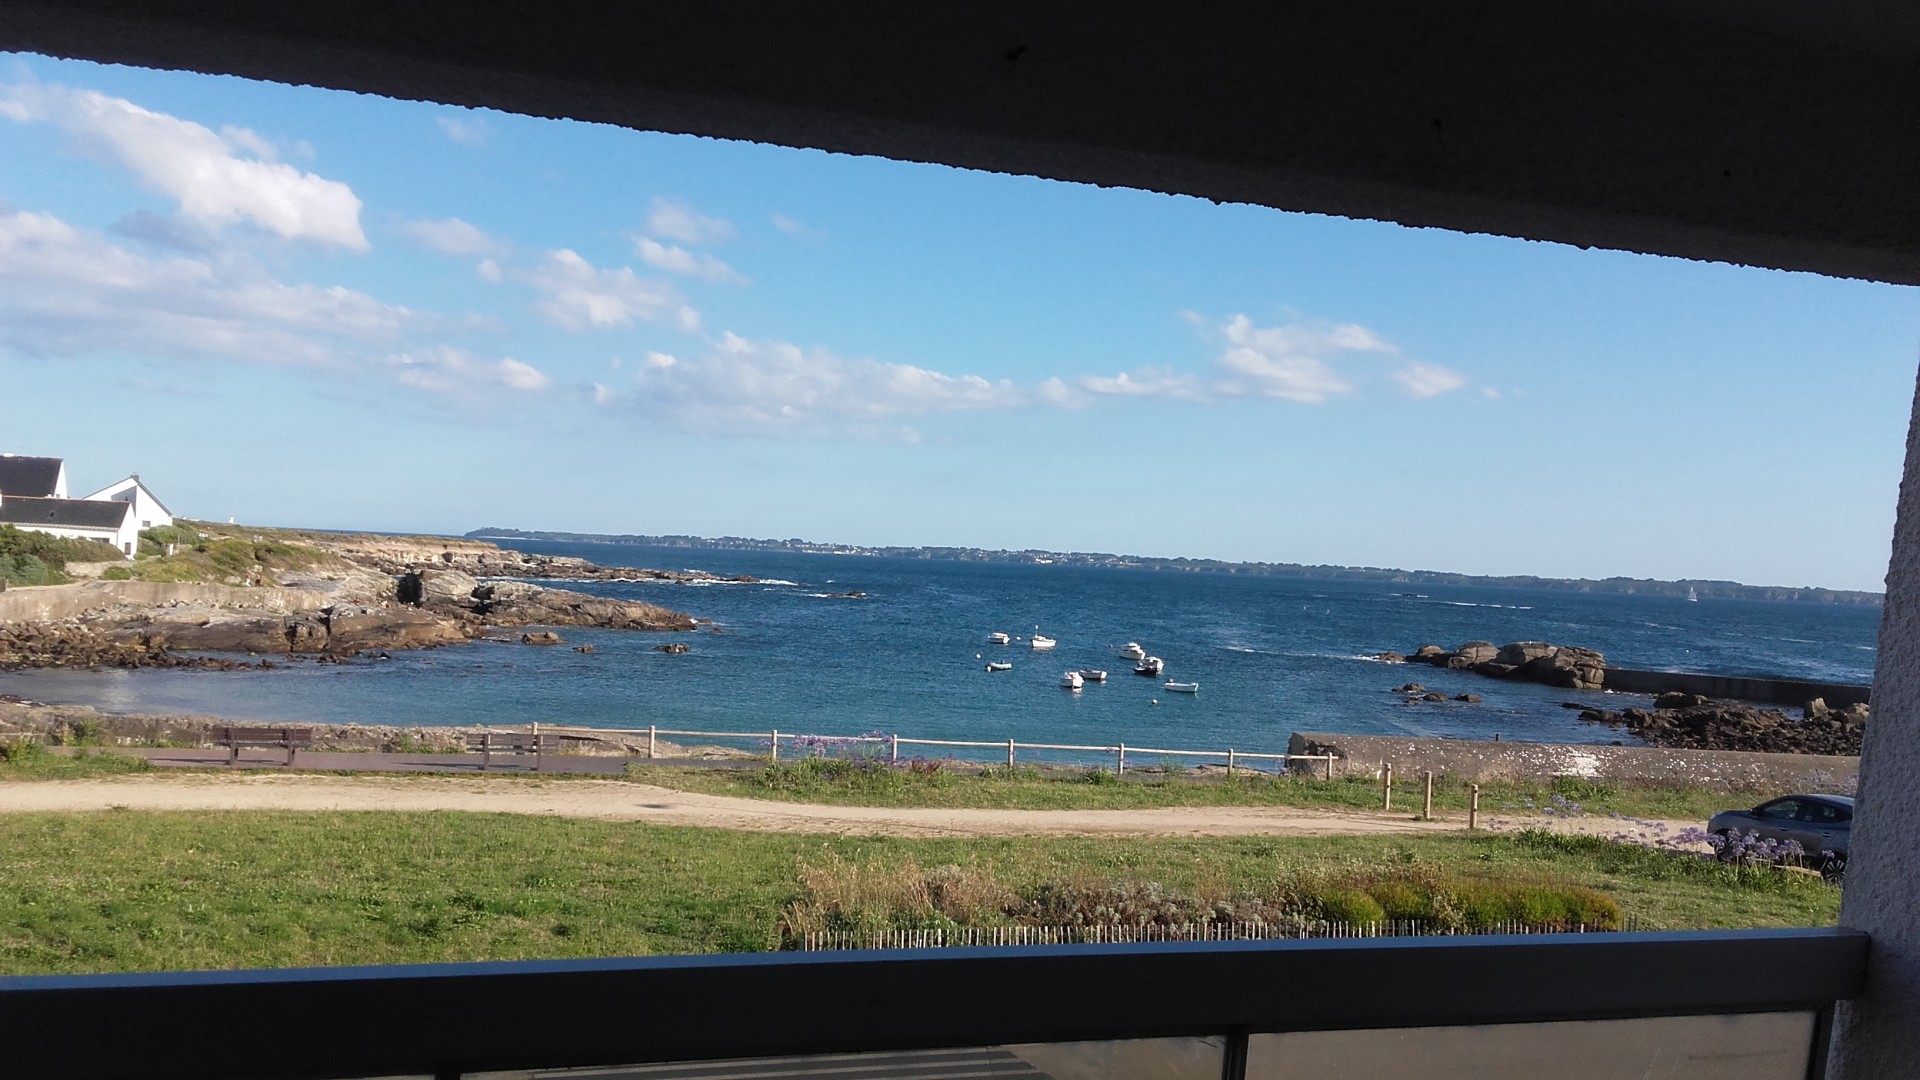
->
(0, 928), (1866, 1080)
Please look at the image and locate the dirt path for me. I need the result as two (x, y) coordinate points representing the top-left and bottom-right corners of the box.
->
(0, 774), (1693, 840)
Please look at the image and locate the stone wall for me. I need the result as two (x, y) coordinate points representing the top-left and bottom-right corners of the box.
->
(1288, 731), (1857, 792)
(0, 581), (332, 623)
(1606, 667), (1871, 708)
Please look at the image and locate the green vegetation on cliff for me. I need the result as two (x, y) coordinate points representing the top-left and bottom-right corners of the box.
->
(111, 531), (339, 585)
(0, 525), (123, 585)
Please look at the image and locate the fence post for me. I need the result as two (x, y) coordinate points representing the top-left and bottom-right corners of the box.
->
(1227, 748), (1236, 776)
(1007, 737), (1016, 769)
(891, 733), (899, 765)
(1423, 770), (1434, 820)
(648, 725), (657, 760)
(1469, 783), (1481, 829)
(770, 729), (779, 762)
(1325, 753), (1335, 781)
(1117, 743), (1127, 776)
(1382, 762), (1393, 811)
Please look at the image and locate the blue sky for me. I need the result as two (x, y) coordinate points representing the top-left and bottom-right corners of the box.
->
(0, 54), (1915, 591)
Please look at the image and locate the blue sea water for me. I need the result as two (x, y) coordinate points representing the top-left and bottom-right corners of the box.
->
(0, 540), (1882, 758)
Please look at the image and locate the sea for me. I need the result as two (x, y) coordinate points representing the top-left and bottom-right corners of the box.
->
(0, 539), (1884, 761)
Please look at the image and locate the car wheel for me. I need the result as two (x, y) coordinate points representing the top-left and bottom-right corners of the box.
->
(1822, 853), (1848, 884)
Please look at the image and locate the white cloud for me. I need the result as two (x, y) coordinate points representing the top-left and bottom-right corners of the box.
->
(1392, 360), (1471, 399)
(605, 332), (1024, 437)
(646, 197), (735, 245)
(1072, 314), (1466, 405)
(0, 81), (368, 250)
(0, 207), (536, 408)
(1211, 314), (1378, 403)
(0, 208), (410, 365)
(520, 249), (700, 332)
(1077, 366), (1208, 401)
(390, 346), (551, 402)
(633, 236), (748, 284)
(476, 258), (504, 283)
(435, 114), (489, 146)
(772, 213), (825, 240)
(398, 217), (505, 258)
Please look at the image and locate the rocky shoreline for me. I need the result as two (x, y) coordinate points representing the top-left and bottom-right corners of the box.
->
(0, 531), (702, 670)
(1375, 636), (1868, 755)
(1575, 692), (1866, 757)
(1378, 639), (1608, 690)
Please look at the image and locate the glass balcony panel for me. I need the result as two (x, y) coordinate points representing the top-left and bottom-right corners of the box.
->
(468, 1035), (1224, 1079)
(1246, 1011), (1815, 1080)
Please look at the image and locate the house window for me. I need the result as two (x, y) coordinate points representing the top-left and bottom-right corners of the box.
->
(123, 542), (132, 555)
(141, 520), (150, 527)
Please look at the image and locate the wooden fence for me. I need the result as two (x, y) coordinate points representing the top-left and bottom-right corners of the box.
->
(797, 919), (1633, 951)
(542, 723), (1338, 777)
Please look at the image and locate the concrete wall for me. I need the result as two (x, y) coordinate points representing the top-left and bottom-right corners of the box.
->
(1289, 731), (1858, 793)
(0, 581), (331, 622)
(1606, 667), (1871, 708)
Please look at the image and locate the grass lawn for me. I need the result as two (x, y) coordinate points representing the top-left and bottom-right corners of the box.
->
(0, 747), (153, 781)
(0, 810), (1838, 975)
(618, 759), (1760, 822)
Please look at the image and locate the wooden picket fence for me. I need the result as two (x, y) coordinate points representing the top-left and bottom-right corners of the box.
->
(796, 918), (1632, 951)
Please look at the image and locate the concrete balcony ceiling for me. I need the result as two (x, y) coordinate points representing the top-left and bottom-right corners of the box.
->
(3, 1), (1920, 285)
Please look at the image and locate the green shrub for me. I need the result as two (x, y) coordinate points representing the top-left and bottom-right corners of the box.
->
(0, 737), (43, 763)
(1365, 879), (1431, 920)
(0, 553), (63, 586)
(99, 566), (132, 580)
(0, 524), (120, 569)
(1315, 886), (1386, 924)
(1081, 768), (1118, 785)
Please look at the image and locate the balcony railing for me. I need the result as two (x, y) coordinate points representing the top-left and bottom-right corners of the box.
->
(0, 927), (1865, 1080)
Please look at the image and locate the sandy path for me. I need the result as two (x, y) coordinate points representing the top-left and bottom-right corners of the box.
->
(0, 774), (1695, 840)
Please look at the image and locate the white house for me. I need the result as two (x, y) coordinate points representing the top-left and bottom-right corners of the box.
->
(83, 475), (175, 532)
(0, 455), (172, 558)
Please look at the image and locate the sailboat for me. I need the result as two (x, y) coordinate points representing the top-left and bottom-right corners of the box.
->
(1686, 587), (1699, 603)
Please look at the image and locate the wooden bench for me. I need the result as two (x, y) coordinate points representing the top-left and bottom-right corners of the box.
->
(466, 730), (560, 771)
(210, 725), (313, 766)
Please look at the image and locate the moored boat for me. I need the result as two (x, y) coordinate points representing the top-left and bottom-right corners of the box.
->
(1117, 642), (1146, 660)
(1162, 680), (1199, 693)
(987, 631), (1011, 645)
(1031, 634), (1057, 651)
(1078, 669), (1108, 683)
(985, 661), (1012, 672)
(1059, 670), (1084, 689)
(1133, 656), (1164, 677)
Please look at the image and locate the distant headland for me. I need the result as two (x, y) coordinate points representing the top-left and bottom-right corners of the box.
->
(466, 528), (1883, 606)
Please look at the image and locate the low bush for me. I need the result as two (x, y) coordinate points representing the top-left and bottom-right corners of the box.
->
(778, 853), (1625, 945)
(0, 524), (120, 571)
(98, 566), (132, 580)
(0, 553), (63, 586)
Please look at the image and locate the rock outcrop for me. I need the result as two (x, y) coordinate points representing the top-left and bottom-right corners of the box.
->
(1396, 639), (1608, 690)
(0, 544), (698, 670)
(1579, 694), (1867, 755)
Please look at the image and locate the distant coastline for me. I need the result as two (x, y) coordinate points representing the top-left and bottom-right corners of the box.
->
(467, 528), (1883, 606)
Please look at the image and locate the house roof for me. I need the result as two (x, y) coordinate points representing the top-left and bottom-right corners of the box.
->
(0, 496), (131, 531)
(0, 456), (63, 498)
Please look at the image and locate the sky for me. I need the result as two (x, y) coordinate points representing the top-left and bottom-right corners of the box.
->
(0, 54), (1915, 591)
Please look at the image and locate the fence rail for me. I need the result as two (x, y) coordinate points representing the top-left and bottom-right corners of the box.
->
(541, 722), (1338, 776)
(799, 918), (1633, 951)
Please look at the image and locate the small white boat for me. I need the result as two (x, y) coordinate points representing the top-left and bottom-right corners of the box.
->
(987, 631), (1011, 645)
(1030, 634), (1057, 651)
(1117, 642), (1146, 660)
(1686, 587), (1699, 603)
(1162, 680), (1199, 693)
(1078, 669), (1108, 683)
(985, 661), (1012, 672)
(1059, 670), (1084, 689)
(1133, 656), (1164, 677)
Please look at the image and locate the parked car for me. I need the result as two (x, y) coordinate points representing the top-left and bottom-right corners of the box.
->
(1708, 793), (1852, 876)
